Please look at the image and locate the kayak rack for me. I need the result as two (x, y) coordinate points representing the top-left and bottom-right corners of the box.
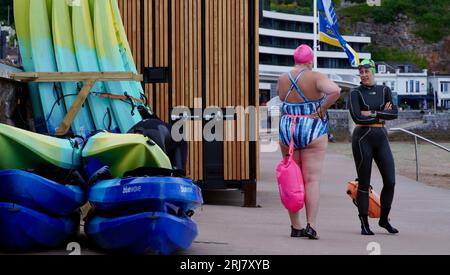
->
(10, 72), (143, 136)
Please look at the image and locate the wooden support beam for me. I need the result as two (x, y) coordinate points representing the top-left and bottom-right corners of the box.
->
(55, 80), (96, 136)
(9, 72), (143, 136)
(10, 72), (143, 82)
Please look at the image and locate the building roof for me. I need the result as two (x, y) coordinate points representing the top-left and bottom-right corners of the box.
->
(376, 61), (425, 74)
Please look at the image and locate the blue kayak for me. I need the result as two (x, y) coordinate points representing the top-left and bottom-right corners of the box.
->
(0, 203), (79, 252)
(85, 212), (198, 255)
(0, 170), (86, 216)
(89, 176), (203, 216)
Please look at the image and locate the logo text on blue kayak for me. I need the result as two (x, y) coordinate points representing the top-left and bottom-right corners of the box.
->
(180, 186), (193, 193)
(122, 185), (142, 194)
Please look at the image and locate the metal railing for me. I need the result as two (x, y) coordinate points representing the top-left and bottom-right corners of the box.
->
(390, 128), (450, 181)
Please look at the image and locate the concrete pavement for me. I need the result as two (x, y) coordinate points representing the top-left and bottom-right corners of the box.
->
(2, 148), (449, 255)
(184, 149), (450, 255)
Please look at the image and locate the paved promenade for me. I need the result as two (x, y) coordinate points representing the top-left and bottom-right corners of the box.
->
(185, 149), (450, 255)
(3, 149), (449, 255)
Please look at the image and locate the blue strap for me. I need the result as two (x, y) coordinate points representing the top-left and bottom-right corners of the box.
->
(285, 71), (303, 101)
(286, 70), (309, 102)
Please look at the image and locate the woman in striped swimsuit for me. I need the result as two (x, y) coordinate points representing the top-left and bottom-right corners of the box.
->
(277, 45), (341, 239)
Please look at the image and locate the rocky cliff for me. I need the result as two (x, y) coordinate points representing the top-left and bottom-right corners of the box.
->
(340, 13), (450, 73)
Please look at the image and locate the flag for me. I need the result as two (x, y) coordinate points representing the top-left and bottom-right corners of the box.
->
(318, 0), (360, 67)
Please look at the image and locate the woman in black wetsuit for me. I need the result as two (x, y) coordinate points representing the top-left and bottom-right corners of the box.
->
(349, 59), (399, 235)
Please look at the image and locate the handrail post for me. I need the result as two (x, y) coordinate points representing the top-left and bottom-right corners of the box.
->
(414, 136), (419, 182)
(390, 128), (450, 152)
(389, 127), (450, 183)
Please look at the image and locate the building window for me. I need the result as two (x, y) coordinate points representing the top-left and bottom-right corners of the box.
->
(261, 18), (314, 33)
(410, 80), (414, 93)
(260, 36), (314, 50)
(391, 81), (396, 91)
(260, 53), (274, 65)
(416, 81), (420, 93)
(378, 65), (386, 73)
(405, 65), (412, 73)
(442, 82), (450, 93)
(304, 23), (313, 33)
(317, 57), (353, 69)
(262, 18), (273, 29)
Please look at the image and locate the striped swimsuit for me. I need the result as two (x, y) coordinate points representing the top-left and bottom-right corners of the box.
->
(279, 70), (329, 149)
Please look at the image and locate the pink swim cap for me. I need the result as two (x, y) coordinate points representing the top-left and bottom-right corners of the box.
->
(293, 44), (314, 65)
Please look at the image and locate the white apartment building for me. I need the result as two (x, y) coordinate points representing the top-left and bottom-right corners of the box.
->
(375, 63), (429, 109)
(258, 7), (445, 111)
(259, 10), (372, 103)
(429, 74), (450, 109)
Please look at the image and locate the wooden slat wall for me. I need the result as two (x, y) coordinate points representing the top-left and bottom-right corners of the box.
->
(171, 0), (203, 180)
(120, 0), (170, 122)
(176, 0), (203, 180)
(118, 0), (141, 74)
(206, 0), (250, 181)
(118, 0), (258, 182)
(155, 0), (170, 123)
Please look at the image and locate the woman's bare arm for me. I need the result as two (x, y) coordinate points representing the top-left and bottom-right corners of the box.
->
(276, 73), (288, 101)
(315, 73), (341, 116)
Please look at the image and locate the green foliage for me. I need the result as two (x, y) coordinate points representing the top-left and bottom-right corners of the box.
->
(270, 0), (342, 16)
(270, 0), (314, 15)
(364, 45), (429, 69)
(340, 0), (450, 42)
(339, 4), (373, 23)
(8, 33), (16, 47)
(269, 4), (311, 15)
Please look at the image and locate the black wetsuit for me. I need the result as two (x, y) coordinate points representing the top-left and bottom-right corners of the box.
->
(349, 84), (398, 217)
(128, 119), (188, 174)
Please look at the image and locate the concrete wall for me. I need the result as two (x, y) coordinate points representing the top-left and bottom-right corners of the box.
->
(328, 110), (450, 141)
(385, 110), (427, 128)
(414, 113), (450, 141)
(328, 110), (351, 141)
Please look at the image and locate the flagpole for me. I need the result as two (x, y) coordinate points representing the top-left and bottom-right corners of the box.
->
(313, 0), (318, 71)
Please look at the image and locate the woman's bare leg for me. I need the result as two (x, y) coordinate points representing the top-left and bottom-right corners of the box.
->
(280, 142), (304, 230)
(299, 135), (328, 229)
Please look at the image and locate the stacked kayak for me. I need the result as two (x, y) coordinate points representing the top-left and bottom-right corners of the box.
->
(14, 0), (149, 136)
(52, 0), (95, 137)
(0, 122), (202, 254)
(0, 170), (86, 216)
(0, 203), (80, 252)
(82, 132), (172, 179)
(0, 124), (86, 251)
(86, 212), (199, 255)
(11, 0), (203, 255)
(81, 132), (202, 255)
(89, 177), (203, 217)
(0, 170), (86, 251)
(0, 123), (82, 170)
(85, 175), (203, 255)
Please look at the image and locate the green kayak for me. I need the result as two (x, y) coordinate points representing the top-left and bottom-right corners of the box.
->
(0, 123), (81, 170)
(82, 133), (172, 178)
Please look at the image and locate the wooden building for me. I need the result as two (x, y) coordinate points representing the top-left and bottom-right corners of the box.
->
(117, 0), (260, 206)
